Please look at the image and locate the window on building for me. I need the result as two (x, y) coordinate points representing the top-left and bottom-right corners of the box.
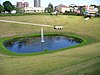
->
(34, 10), (36, 12)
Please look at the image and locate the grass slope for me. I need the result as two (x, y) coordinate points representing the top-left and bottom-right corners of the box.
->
(0, 15), (100, 75)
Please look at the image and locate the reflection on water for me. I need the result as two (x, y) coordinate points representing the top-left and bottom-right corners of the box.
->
(3, 36), (82, 53)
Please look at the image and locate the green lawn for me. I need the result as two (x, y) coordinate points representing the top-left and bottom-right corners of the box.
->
(0, 15), (100, 75)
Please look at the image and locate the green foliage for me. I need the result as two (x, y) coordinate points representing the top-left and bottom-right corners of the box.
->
(47, 3), (53, 13)
(15, 7), (22, 13)
(65, 10), (70, 13)
(0, 4), (3, 13)
(97, 6), (100, 13)
(3, 1), (14, 13)
(90, 4), (97, 8)
(63, 11), (77, 15)
(82, 7), (86, 13)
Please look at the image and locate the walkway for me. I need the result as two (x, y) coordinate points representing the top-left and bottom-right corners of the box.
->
(0, 19), (53, 27)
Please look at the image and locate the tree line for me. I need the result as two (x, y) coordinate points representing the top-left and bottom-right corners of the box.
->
(0, 1), (54, 14)
(0, 1), (100, 15)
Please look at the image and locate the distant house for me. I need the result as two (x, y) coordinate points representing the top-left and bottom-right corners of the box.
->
(84, 6), (98, 16)
(89, 6), (98, 14)
(57, 4), (70, 13)
(69, 4), (78, 12)
(76, 5), (98, 16)
(57, 4), (79, 13)
(21, 7), (45, 13)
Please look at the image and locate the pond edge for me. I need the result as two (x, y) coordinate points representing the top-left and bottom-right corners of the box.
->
(0, 33), (90, 56)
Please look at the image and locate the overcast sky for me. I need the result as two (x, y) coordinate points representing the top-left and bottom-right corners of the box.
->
(0, 0), (100, 7)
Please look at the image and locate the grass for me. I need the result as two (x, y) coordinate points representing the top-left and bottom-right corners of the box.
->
(0, 13), (50, 16)
(0, 15), (100, 75)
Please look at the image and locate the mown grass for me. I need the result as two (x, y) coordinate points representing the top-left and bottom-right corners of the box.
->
(0, 13), (50, 16)
(0, 15), (100, 75)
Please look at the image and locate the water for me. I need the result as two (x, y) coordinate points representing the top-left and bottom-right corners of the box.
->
(41, 28), (45, 42)
(3, 36), (82, 53)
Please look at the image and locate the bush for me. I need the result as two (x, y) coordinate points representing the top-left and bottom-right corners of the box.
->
(63, 12), (77, 15)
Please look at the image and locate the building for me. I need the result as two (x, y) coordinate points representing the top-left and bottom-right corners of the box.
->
(76, 5), (98, 16)
(57, 4), (70, 13)
(87, 6), (98, 14)
(21, 7), (45, 13)
(82, 5), (98, 15)
(17, 0), (45, 13)
(34, 0), (41, 7)
(16, 2), (29, 8)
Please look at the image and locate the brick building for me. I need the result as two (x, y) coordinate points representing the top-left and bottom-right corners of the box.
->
(16, 2), (29, 8)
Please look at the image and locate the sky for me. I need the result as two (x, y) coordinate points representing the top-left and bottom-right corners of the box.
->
(0, 0), (100, 7)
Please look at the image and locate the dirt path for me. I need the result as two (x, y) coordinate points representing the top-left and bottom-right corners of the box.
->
(0, 19), (53, 27)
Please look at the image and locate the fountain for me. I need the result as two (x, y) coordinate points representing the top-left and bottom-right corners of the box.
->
(3, 35), (82, 53)
(3, 26), (83, 53)
(41, 28), (45, 42)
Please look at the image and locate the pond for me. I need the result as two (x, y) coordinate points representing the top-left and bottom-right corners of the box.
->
(3, 35), (82, 53)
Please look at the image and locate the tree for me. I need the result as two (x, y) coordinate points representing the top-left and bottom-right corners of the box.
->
(16, 7), (22, 13)
(97, 6), (100, 14)
(54, 6), (57, 11)
(0, 4), (3, 13)
(3, 1), (14, 13)
(90, 4), (97, 8)
(82, 7), (86, 14)
(47, 3), (53, 13)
